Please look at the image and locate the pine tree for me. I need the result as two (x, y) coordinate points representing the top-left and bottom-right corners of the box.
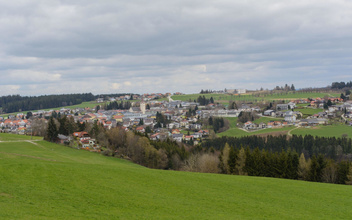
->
(228, 147), (238, 174)
(46, 117), (58, 142)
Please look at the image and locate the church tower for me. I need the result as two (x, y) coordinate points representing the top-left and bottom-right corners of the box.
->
(140, 100), (146, 114)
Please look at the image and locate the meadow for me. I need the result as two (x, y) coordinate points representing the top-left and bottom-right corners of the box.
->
(0, 133), (42, 141)
(291, 124), (352, 138)
(218, 117), (293, 138)
(0, 135), (351, 219)
(296, 108), (324, 116)
(171, 91), (340, 103)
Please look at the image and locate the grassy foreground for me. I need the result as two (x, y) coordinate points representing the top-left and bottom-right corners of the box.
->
(1, 137), (352, 219)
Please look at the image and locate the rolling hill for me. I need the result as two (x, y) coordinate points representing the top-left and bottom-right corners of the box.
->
(0, 134), (351, 219)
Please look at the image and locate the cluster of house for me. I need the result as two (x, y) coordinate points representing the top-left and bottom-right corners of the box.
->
(96, 93), (173, 103)
(0, 115), (30, 134)
(243, 99), (352, 130)
(2, 95), (352, 146)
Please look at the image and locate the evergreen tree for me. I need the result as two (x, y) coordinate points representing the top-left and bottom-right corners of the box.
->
(291, 84), (295, 91)
(228, 147), (238, 174)
(46, 117), (58, 142)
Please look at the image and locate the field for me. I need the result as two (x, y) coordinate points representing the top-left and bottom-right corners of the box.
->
(219, 117), (293, 137)
(296, 108), (323, 116)
(219, 126), (294, 138)
(291, 124), (352, 138)
(171, 91), (340, 103)
(0, 135), (351, 219)
(0, 133), (43, 141)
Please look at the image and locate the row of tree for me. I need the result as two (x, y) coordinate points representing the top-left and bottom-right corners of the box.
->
(217, 144), (351, 184)
(103, 101), (132, 110)
(273, 84), (295, 91)
(331, 81), (352, 90)
(1, 93), (95, 113)
(202, 135), (352, 160)
(200, 89), (213, 94)
(197, 96), (214, 105)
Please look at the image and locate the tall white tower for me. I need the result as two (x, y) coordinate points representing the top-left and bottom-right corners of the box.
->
(140, 101), (146, 114)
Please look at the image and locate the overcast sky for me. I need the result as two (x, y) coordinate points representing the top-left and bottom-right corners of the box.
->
(0, 0), (351, 96)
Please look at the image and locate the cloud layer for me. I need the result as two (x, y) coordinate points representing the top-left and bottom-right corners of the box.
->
(0, 0), (351, 95)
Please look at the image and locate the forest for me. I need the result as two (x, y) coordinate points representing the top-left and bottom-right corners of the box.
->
(0, 93), (95, 113)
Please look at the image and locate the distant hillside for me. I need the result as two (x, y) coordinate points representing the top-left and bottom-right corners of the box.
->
(0, 93), (95, 113)
(0, 135), (351, 219)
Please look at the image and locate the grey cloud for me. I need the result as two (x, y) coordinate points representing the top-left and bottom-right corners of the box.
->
(0, 0), (351, 95)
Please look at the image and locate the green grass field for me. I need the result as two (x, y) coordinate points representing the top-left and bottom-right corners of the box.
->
(219, 126), (294, 137)
(296, 108), (323, 116)
(219, 117), (292, 137)
(291, 124), (352, 138)
(171, 92), (340, 103)
(1, 137), (352, 219)
(0, 133), (42, 141)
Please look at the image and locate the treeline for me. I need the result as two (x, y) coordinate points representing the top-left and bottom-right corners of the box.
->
(202, 135), (352, 160)
(1, 93), (95, 113)
(273, 84), (295, 91)
(103, 101), (132, 110)
(96, 93), (135, 100)
(217, 144), (351, 184)
(331, 81), (352, 90)
(197, 95), (214, 105)
(200, 89), (213, 94)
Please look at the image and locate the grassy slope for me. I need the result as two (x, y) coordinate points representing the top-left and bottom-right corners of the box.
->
(0, 133), (42, 141)
(171, 92), (340, 102)
(296, 108), (324, 116)
(219, 117), (292, 137)
(291, 124), (352, 138)
(0, 137), (351, 219)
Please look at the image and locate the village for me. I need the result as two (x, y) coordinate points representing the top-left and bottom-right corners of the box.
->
(1, 93), (352, 151)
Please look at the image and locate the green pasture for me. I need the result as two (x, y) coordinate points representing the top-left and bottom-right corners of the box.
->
(291, 125), (352, 138)
(0, 138), (351, 219)
(296, 108), (324, 116)
(171, 92), (340, 103)
(0, 133), (42, 141)
(218, 126), (294, 137)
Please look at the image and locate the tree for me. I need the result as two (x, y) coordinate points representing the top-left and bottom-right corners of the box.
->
(26, 111), (33, 119)
(145, 126), (152, 133)
(219, 143), (230, 174)
(327, 100), (333, 107)
(291, 84), (295, 91)
(228, 147), (238, 174)
(236, 147), (247, 175)
(46, 117), (58, 142)
(341, 93), (346, 100)
(298, 153), (309, 180)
